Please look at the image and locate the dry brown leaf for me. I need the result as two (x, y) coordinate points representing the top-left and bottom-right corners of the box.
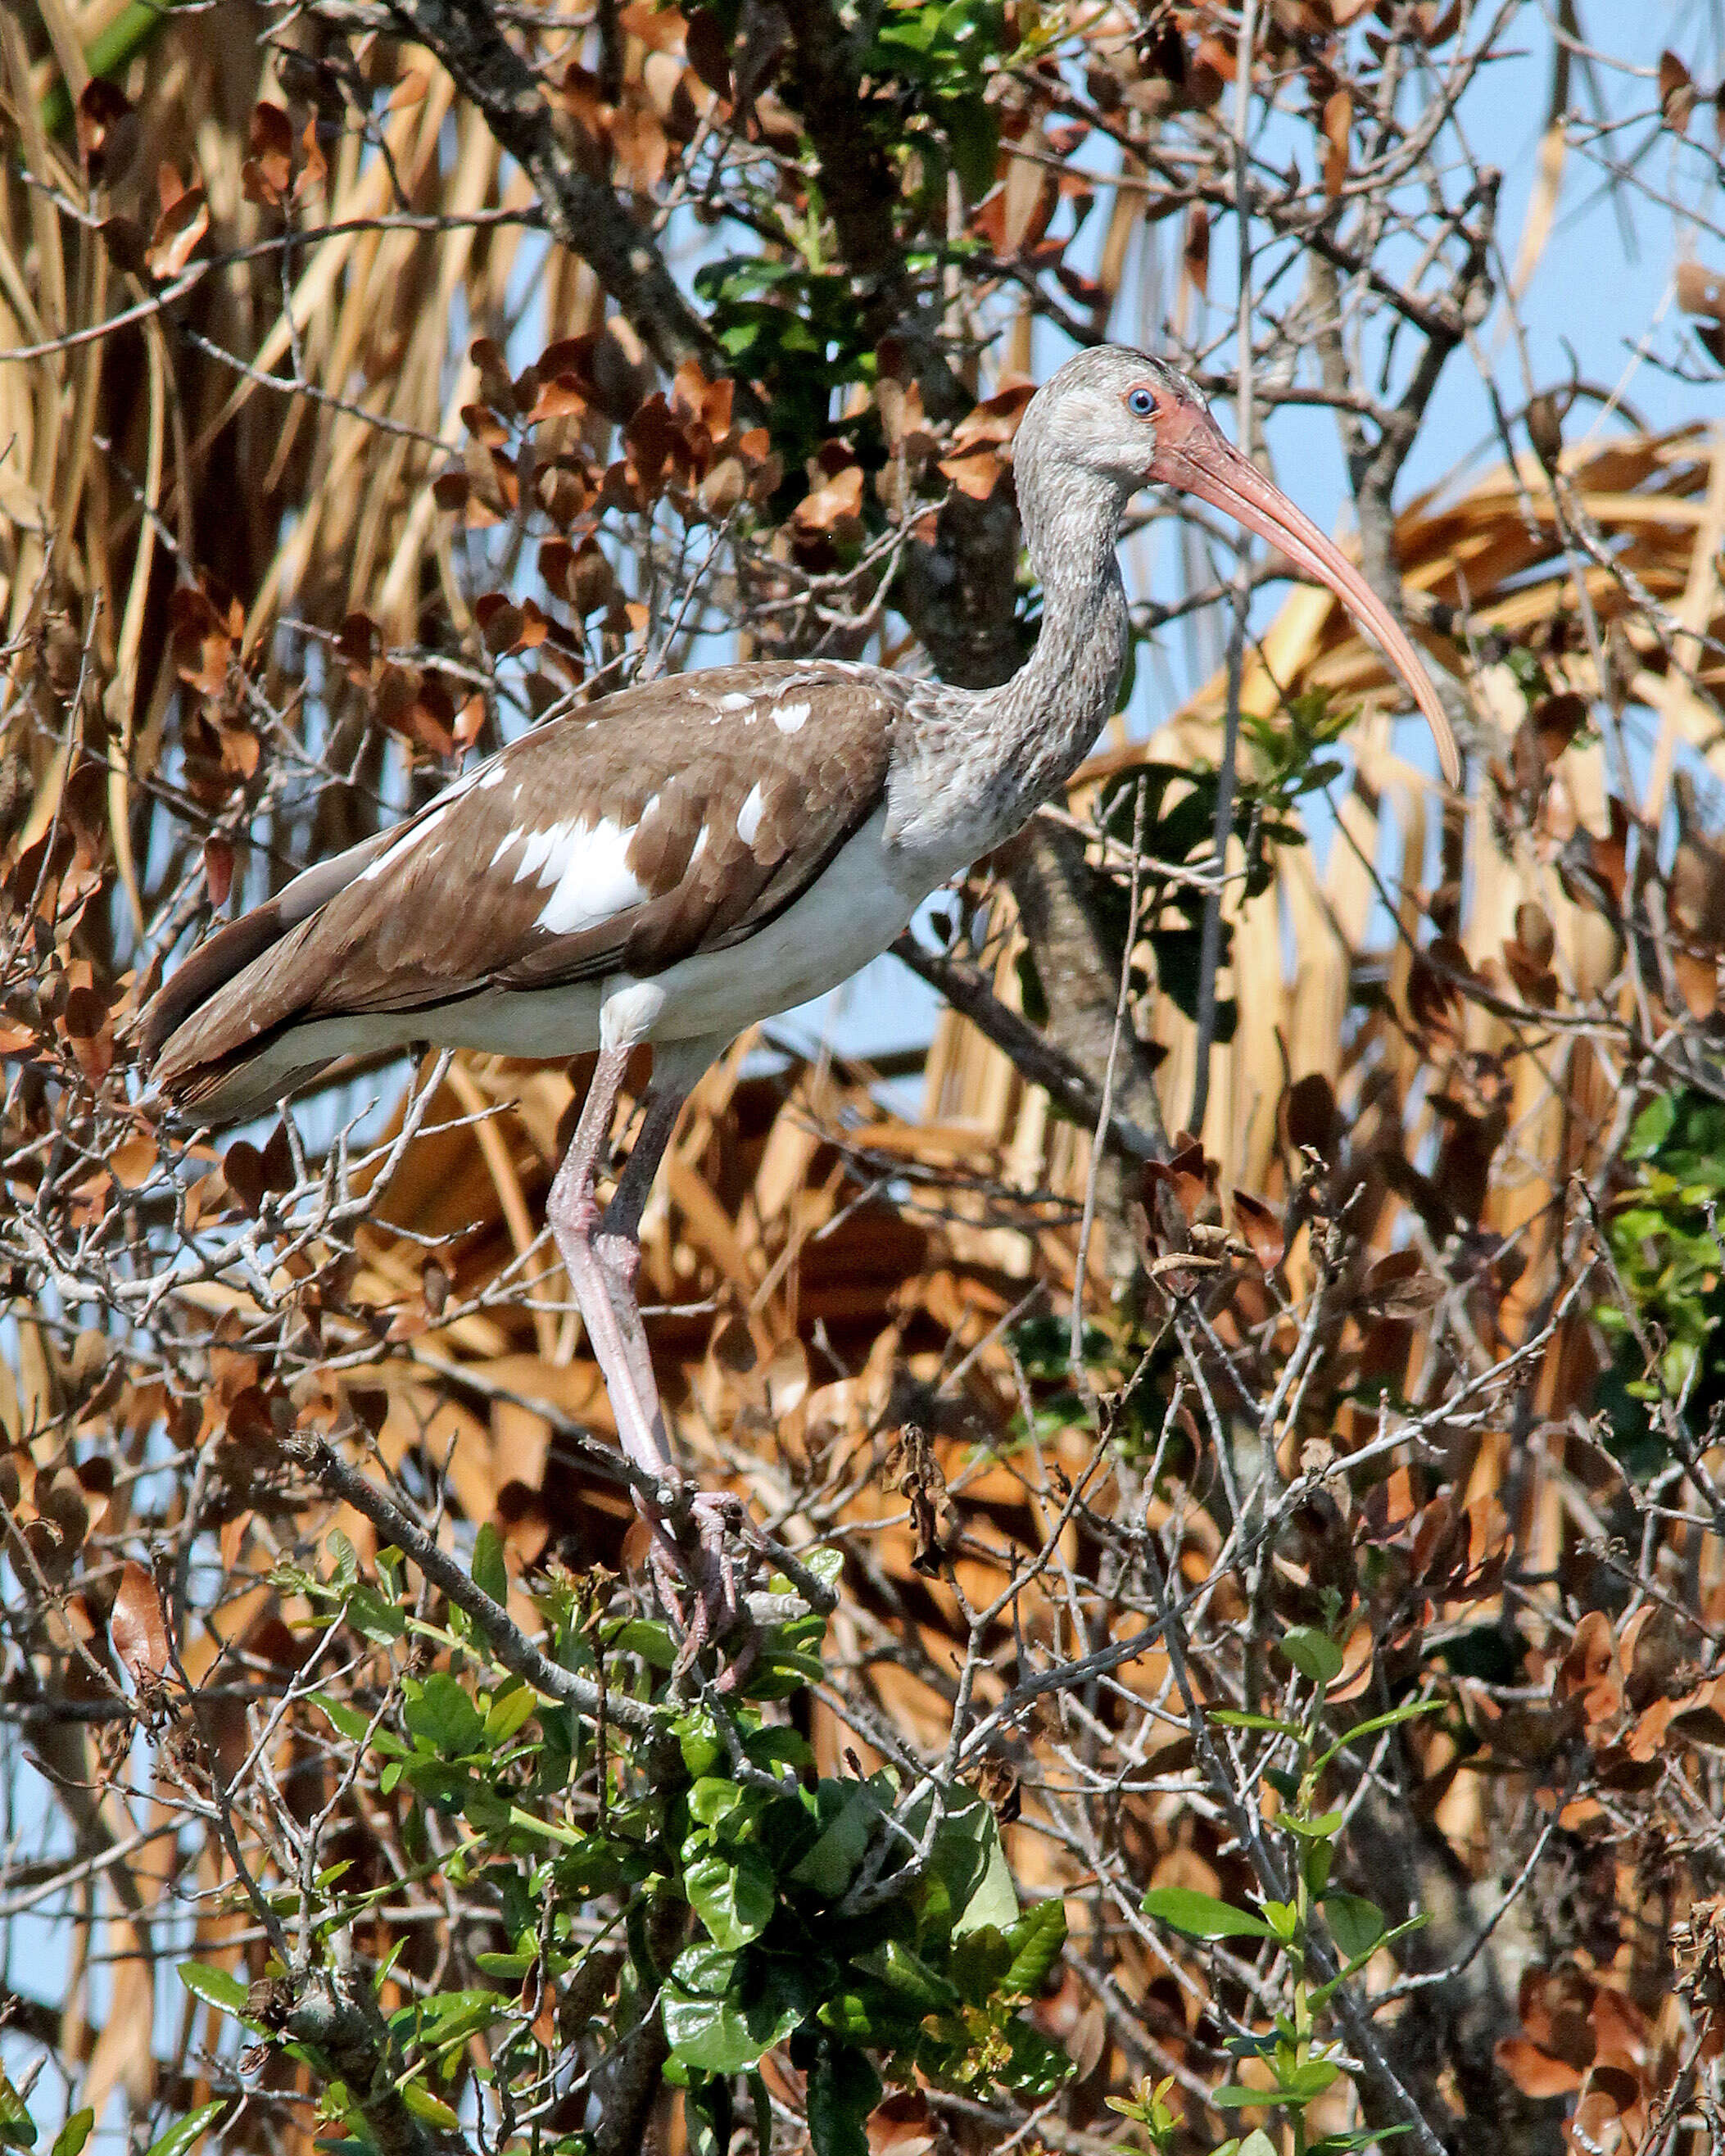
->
(1659, 49), (1696, 135)
(111, 1561), (171, 1687)
(1495, 2037), (1582, 2099)
(1321, 88), (1352, 197)
(1183, 205), (1210, 302)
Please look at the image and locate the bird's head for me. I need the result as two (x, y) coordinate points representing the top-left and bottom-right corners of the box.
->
(1012, 345), (1461, 787)
(1012, 345), (1208, 501)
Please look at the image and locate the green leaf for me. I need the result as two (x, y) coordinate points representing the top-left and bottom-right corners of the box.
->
(675, 1710), (722, 1780)
(1310, 1698), (1442, 1778)
(401, 2085), (460, 2130)
(948, 1924), (1012, 2005)
(744, 1724), (815, 1774)
(482, 1684), (538, 1746)
(177, 1960), (250, 2015)
(141, 2101), (226, 2156)
(471, 1521), (507, 1604)
(0, 2077), (33, 2151)
(1284, 1809), (1344, 1839)
(688, 1778), (749, 1833)
(852, 1941), (958, 2013)
(344, 1585), (405, 1643)
(1261, 1900), (1299, 1943)
(662, 1974), (799, 2075)
(1309, 2127), (1417, 2153)
(1214, 2085), (1275, 2109)
(745, 2072), (772, 2156)
(608, 1619), (679, 1669)
(1141, 1887), (1275, 1941)
(402, 1670), (485, 1758)
(1210, 1710), (1302, 1735)
(328, 1530), (359, 1588)
(806, 2045), (881, 2156)
(939, 1795), (1018, 1936)
(1323, 1893), (1387, 1963)
(790, 1783), (882, 1896)
(1284, 2059), (1341, 2101)
(1630, 1092), (1677, 1156)
(686, 1847), (776, 1951)
(311, 1692), (375, 1744)
(49, 2113), (92, 2156)
(1238, 2135), (1280, 2156)
(683, 2071), (733, 2156)
(1280, 1628), (1344, 1685)
(1003, 1899), (1066, 1998)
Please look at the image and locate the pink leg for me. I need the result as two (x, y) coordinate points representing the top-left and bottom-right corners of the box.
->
(545, 1046), (742, 1657)
(546, 1046), (672, 1483)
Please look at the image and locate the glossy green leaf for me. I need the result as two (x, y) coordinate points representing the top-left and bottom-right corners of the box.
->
(662, 1978), (799, 2075)
(687, 1778), (749, 1832)
(48, 2113), (92, 2156)
(401, 2085), (460, 2129)
(674, 1710), (722, 1780)
(177, 1960), (250, 2015)
(343, 1585), (405, 1643)
(1261, 1900), (1299, 1943)
(607, 1619), (679, 1669)
(1003, 1899), (1066, 1998)
(1141, 1886), (1275, 1941)
(141, 2100), (225, 2156)
(806, 2045), (881, 2156)
(0, 2077), (33, 2151)
(852, 1941), (958, 2012)
(686, 1847), (775, 1951)
(1283, 2059), (1341, 2100)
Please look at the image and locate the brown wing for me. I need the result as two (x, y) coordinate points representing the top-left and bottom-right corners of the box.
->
(146, 662), (900, 1094)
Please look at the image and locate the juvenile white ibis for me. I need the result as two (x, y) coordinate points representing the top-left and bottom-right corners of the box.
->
(143, 345), (1458, 1641)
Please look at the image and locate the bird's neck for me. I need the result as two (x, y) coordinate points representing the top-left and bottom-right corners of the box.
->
(1000, 473), (1132, 808)
(892, 470), (1130, 863)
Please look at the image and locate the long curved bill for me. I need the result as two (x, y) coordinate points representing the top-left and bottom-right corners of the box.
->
(1151, 401), (1461, 789)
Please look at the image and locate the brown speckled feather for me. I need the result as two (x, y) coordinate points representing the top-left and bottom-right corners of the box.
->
(145, 661), (901, 1096)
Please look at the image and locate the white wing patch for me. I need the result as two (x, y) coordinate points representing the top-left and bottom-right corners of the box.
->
(535, 816), (650, 936)
(773, 700), (810, 735)
(514, 824), (568, 886)
(736, 782), (765, 847)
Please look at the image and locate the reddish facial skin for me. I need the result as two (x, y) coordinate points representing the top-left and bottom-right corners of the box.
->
(1134, 383), (1461, 789)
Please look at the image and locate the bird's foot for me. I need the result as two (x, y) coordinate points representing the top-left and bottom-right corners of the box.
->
(643, 1485), (760, 1691)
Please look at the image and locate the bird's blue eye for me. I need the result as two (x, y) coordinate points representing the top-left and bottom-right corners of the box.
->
(1127, 386), (1156, 418)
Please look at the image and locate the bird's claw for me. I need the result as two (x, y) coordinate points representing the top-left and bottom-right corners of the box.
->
(644, 1487), (759, 1690)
